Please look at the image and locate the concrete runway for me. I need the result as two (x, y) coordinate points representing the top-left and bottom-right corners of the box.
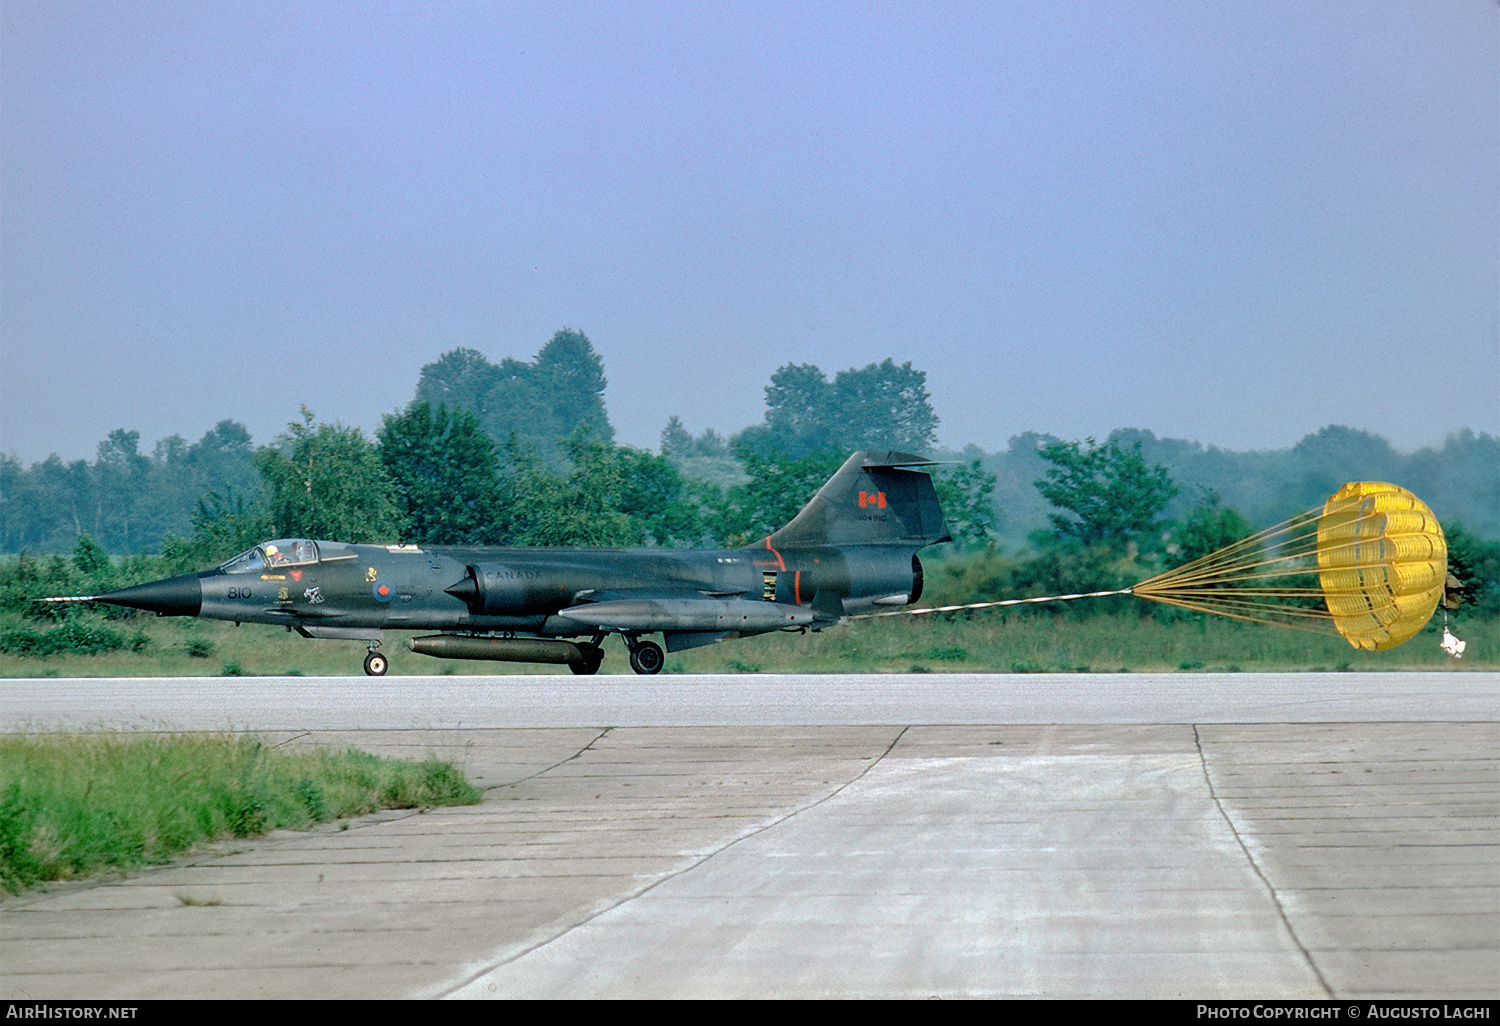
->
(1, 672), (1495, 999)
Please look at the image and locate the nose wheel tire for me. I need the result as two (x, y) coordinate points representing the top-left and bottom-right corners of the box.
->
(363, 651), (389, 676)
(628, 639), (664, 675)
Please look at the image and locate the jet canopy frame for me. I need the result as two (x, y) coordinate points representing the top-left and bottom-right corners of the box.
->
(218, 539), (320, 574)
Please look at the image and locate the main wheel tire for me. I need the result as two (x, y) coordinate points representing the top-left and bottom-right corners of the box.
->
(570, 645), (604, 675)
(363, 651), (389, 676)
(628, 640), (664, 675)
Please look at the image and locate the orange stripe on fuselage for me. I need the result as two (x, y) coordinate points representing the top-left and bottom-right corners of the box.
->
(762, 536), (787, 572)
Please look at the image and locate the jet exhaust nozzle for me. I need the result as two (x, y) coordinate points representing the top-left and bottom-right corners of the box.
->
(407, 634), (587, 665)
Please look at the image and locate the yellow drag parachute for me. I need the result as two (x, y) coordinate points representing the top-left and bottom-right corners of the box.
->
(1132, 482), (1447, 651)
(1315, 482), (1447, 650)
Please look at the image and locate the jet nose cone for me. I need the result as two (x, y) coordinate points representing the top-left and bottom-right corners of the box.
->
(95, 573), (203, 617)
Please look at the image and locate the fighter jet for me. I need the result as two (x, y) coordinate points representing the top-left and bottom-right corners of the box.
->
(61, 451), (951, 675)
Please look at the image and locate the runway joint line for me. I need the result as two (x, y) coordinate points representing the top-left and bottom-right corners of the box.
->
(1193, 723), (1334, 998)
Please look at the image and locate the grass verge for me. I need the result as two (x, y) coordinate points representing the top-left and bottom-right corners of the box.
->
(0, 609), (1492, 676)
(0, 731), (482, 894)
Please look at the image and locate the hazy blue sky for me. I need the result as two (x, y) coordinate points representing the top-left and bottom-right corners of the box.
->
(3, 0), (1495, 466)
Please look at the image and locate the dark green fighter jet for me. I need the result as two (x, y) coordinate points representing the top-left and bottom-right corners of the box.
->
(65, 451), (951, 675)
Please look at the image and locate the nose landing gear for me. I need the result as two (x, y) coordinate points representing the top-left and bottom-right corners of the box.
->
(363, 644), (389, 676)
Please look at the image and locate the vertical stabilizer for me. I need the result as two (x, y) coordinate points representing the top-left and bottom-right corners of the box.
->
(768, 451), (952, 549)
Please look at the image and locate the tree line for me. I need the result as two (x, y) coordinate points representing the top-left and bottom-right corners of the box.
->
(2, 328), (1496, 602)
(0, 331), (976, 556)
(1, 421), (261, 554)
(972, 425), (1499, 551)
(7, 425), (1494, 636)
(927, 433), (1498, 623)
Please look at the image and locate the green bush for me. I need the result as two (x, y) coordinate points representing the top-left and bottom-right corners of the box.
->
(0, 621), (127, 657)
(183, 638), (215, 659)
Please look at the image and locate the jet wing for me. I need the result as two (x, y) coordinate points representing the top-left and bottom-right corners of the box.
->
(552, 592), (814, 632)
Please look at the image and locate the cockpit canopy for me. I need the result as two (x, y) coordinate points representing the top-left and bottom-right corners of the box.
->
(219, 539), (319, 574)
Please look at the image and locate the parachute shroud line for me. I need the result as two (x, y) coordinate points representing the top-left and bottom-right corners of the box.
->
(853, 589), (1130, 620)
(1129, 482), (1447, 650)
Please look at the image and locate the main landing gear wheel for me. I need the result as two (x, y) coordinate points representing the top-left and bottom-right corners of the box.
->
(628, 639), (664, 675)
(363, 650), (389, 676)
(570, 644), (605, 675)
